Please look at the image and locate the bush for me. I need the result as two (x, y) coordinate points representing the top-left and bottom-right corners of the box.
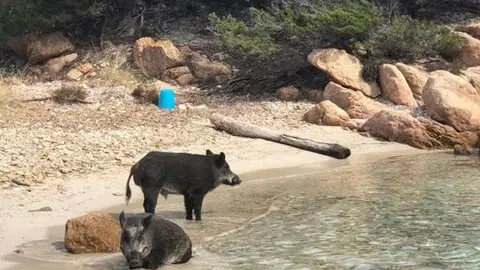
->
(0, 0), (106, 42)
(208, 10), (280, 55)
(208, 0), (381, 56)
(52, 85), (88, 104)
(208, 0), (382, 94)
(312, 1), (380, 43)
(371, 15), (464, 60)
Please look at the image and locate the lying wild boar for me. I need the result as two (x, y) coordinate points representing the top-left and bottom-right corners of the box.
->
(125, 149), (241, 220)
(119, 211), (192, 269)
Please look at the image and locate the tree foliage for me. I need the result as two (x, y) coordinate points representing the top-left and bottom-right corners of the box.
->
(370, 15), (464, 61)
(208, 0), (465, 93)
(209, 0), (381, 56)
(0, 0), (469, 96)
(0, 0), (106, 42)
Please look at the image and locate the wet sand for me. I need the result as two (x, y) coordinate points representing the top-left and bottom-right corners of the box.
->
(1, 146), (431, 270)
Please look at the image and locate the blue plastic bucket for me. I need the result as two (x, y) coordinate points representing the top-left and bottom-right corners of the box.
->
(157, 88), (175, 110)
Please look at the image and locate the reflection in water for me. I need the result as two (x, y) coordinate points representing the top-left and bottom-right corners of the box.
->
(7, 152), (480, 270)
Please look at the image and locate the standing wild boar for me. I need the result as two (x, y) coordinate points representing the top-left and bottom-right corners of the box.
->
(125, 149), (241, 220)
(119, 211), (192, 269)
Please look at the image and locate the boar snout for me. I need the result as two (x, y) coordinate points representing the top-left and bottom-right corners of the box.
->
(223, 174), (241, 186)
(232, 175), (241, 185)
(128, 252), (143, 269)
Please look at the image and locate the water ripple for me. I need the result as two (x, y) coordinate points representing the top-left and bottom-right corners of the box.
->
(205, 153), (480, 269)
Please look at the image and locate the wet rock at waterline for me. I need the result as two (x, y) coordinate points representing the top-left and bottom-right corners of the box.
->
(64, 213), (121, 254)
(362, 110), (479, 149)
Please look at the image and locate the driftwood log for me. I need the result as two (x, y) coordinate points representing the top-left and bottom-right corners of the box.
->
(209, 114), (351, 159)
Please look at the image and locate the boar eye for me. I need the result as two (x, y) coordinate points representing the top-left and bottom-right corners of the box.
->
(123, 232), (132, 242)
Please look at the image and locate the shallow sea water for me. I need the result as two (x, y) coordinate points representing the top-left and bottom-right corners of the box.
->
(6, 152), (480, 270)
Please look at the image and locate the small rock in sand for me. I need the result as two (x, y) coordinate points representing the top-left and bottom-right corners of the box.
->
(28, 206), (53, 212)
(11, 179), (31, 187)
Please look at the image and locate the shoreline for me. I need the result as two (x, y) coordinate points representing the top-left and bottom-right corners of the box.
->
(0, 133), (427, 270)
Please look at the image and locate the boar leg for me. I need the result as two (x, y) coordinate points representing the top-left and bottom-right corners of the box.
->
(183, 194), (194, 220)
(192, 193), (205, 221)
(142, 187), (160, 214)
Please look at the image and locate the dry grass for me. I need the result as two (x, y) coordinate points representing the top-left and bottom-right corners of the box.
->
(98, 67), (138, 89)
(52, 85), (89, 104)
(81, 43), (144, 89)
(0, 71), (35, 85)
(0, 84), (16, 107)
(0, 71), (29, 107)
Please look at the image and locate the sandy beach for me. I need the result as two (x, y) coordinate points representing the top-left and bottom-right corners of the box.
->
(0, 81), (434, 269)
(0, 124), (426, 270)
(0, 4), (478, 268)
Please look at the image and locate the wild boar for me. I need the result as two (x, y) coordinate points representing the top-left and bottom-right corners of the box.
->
(125, 149), (241, 220)
(119, 211), (192, 269)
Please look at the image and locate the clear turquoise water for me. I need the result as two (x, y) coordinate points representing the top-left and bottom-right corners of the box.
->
(7, 152), (480, 270)
(203, 152), (480, 270)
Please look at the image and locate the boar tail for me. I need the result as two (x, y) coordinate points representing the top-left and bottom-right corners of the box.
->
(125, 169), (133, 205)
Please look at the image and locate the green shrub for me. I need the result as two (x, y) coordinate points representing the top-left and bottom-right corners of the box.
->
(432, 27), (464, 60)
(360, 56), (397, 82)
(0, 0), (106, 42)
(208, 0), (381, 56)
(208, 11), (280, 55)
(371, 15), (464, 60)
(312, 0), (380, 43)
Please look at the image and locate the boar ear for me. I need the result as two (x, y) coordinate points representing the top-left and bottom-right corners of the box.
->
(206, 149), (213, 156)
(141, 214), (154, 229)
(216, 152), (226, 167)
(119, 211), (126, 228)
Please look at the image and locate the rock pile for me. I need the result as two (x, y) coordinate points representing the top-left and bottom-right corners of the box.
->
(6, 32), (78, 79)
(6, 32), (232, 88)
(300, 26), (480, 150)
(133, 37), (232, 86)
